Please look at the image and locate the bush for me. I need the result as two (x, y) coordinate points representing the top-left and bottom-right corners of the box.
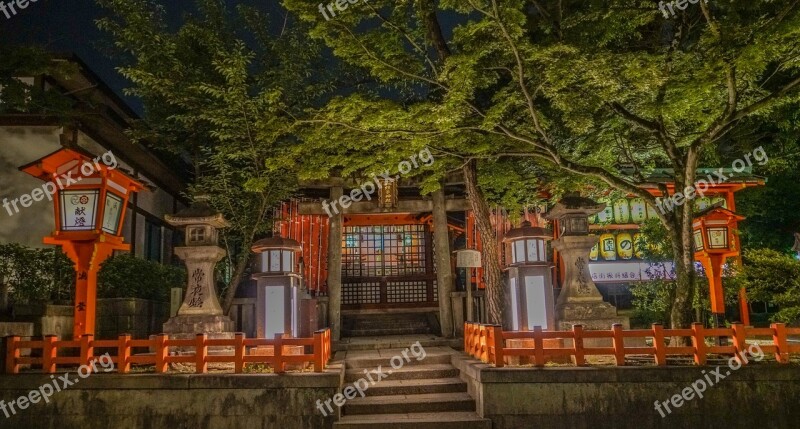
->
(739, 248), (800, 325)
(0, 243), (74, 306)
(98, 254), (185, 302)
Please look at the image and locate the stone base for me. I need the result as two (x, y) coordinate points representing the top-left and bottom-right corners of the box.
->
(556, 300), (630, 347)
(163, 314), (235, 334)
(162, 314), (236, 353)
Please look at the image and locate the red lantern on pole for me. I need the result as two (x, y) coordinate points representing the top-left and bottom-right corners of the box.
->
(692, 204), (745, 328)
(20, 148), (144, 338)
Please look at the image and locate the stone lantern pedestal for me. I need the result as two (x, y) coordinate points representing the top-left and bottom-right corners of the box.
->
(162, 196), (235, 352)
(546, 196), (629, 338)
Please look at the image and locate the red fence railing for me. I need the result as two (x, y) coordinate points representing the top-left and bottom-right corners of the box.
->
(464, 322), (800, 367)
(4, 329), (332, 375)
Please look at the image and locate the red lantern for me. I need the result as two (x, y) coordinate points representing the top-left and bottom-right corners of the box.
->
(692, 204), (745, 327)
(20, 148), (144, 338)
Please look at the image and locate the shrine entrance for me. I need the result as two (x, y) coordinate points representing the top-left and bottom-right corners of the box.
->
(341, 217), (438, 310)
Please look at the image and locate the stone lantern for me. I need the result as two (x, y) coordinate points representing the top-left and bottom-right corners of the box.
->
(503, 221), (555, 331)
(251, 236), (303, 339)
(545, 195), (629, 332)
(162, 196), (235, 343)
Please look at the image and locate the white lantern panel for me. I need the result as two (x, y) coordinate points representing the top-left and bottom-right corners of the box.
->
(60, 189), (99, 231)
(101, 192), (124, 234)
(269, 250), (282, 271)
(282, 250), (293, 272)
(525, 275), (549, 329)
(514, 240), (525, 263)
(526, 239), (539, 262)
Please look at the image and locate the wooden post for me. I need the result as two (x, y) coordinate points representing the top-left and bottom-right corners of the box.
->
(432, 187), (455, 338)
(43, 335), (58, 374)
(313, 330), (324, 372)
(772, 323), (790, 364)
(195, 334), (208, 374)
(572, 325), (585, 366)
(652, 324), (666, 366)
(326, 186), (343, 341)
(4, 336), (19, 374)
(155, 334), (168, 374)
(691, 323), (707, 365)
(274, 333), (285, 374)
(533, 325), (544, 367)
(234, 333), (245, 374)
(490, 325), (504, 368)
(611, 324), (625, 366)
(730, 324), (747, 365)
(80, 334), (94, 370)
(118, 334), (131, 374)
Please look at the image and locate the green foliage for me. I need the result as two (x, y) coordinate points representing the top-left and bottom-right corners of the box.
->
(0, 244), (74, 305)
(97, 254), (185, 302)
(739, 248), (800, 325)
(0, 46), (77, 116)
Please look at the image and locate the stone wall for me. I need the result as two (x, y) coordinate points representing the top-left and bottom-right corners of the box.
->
(0, 372), (340, 428)
(453, 354), (800, 429)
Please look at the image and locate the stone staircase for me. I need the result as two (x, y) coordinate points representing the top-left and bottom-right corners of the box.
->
(333, 347), (491, 429)
(341, 312), (438, 337)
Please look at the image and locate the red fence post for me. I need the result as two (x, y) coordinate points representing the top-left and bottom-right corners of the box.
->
(572, 325), (585, 366)
(652, 324), (666, 366)
(4, 336), (20, 374)
(80, 334), (94, 371)
(43, 335), (57, 374)
(491, 325), (505, 368)
(313, 331), (324, 372)
(730, 323), (747, 365)
(195, 334), (208, 374)
(235, 333), (245, 374)
(533, 326), (544, 367)
(118, 334), (131, 374)
(691, 323), (707, 365)
(772, 323), (790, 364)
(612, 324), (625, 366)
(155, 334), (168, 374)
(274, 334), (285, 374)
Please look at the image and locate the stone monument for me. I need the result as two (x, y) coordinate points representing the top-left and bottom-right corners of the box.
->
(162, 196), (235, 348)
(545, 195), (629, 332)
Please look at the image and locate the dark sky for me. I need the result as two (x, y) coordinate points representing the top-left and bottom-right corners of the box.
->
(0, 0), (288, 115)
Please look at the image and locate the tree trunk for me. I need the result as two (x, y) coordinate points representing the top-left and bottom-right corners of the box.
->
(667, 210), (697, 346)
(462, 160), (505, 326)
(222, 250), (251, 315)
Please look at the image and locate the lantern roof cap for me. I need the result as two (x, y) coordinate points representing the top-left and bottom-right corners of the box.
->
(503, 221), (552, 242)
(18, 147), (144, 192)
(694, 202), (745, 221)
(545, 195), (605, 219)
(251, 236), (302, 253)
(165, 195), (230, 228)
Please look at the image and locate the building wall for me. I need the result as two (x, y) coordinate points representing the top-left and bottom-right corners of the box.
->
(0, 126), (183, 264)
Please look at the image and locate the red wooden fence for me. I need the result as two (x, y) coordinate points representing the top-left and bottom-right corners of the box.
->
(4, 329), (332, 375)
(464, 322), (800, 367)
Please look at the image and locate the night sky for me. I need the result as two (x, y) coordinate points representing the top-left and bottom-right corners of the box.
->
(0, 0), (289, 115)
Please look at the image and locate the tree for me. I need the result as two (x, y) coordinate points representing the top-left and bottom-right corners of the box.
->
(739, 248), (800, 325)
(282, 0), (800, 331)
(97, 0), (329, 312)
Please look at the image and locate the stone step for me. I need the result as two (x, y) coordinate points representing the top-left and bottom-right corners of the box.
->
(344, 364), (460, 382)
(343, 392), (476, 415)
(343, 327), (432, 337)
(334, 412), (492, 429)
(361, 378), (467, 397)
(345, 351), (452, 369)
(335, 336), (459, 352)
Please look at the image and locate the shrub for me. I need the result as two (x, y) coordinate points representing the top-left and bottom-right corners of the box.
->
(739, 248), (800, 325)
(0, 243), (74, 306)
(98, 254), (185, 302)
